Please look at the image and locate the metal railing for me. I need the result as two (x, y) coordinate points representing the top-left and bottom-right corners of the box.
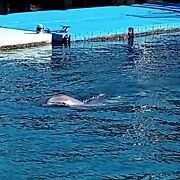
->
(71, 22), (180, 41)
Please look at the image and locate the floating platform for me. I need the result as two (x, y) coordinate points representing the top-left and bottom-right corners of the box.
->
(0, 27), (52, 50)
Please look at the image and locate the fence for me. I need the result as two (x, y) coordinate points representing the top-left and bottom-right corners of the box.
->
(71, 22), (180, 42)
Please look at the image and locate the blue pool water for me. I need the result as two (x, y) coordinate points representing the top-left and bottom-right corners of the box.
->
(0, 33), (180, 179)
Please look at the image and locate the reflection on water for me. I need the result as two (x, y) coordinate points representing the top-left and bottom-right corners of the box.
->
(0, 33), (179, 179)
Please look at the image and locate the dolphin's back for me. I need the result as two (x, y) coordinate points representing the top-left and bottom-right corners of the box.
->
(46, 94), (84, 106)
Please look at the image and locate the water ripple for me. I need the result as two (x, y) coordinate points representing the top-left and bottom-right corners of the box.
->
(0, 33), (179, 179)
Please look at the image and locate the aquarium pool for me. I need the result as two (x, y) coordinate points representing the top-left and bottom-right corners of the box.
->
(0, 33), (179, 179)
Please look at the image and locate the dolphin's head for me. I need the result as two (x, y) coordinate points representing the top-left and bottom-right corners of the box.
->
(46, 94), (84, 107)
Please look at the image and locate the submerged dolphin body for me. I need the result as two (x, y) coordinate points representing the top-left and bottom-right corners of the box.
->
(46, 94), (84, 107)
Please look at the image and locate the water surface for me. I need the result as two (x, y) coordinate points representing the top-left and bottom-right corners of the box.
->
(0, 33), (180, 179)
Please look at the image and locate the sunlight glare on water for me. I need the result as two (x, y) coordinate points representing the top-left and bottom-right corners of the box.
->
(0, 33), (180, 179)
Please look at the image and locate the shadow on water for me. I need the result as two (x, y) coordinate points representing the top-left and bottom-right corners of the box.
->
(50, 45), (72, 70)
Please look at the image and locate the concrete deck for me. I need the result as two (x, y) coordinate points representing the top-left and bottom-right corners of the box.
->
(0, 27), (52, 50)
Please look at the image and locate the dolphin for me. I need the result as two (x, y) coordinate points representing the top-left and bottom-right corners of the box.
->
(46, 94), (84, 107)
